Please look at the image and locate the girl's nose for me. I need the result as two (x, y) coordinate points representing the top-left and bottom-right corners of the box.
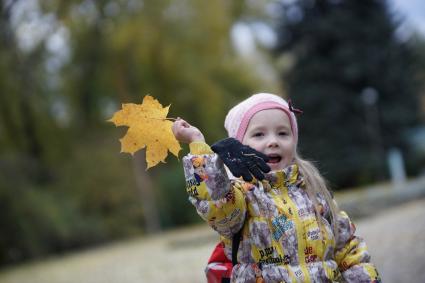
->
(267, 136), (279, 147)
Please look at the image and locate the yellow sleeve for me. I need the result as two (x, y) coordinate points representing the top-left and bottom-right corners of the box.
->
(189, 141), (214, 154)
(335, 211), (381, 282)
(182, 142), (246, 238)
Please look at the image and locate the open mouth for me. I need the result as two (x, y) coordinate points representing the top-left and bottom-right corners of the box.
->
(267, 154), (282, 164)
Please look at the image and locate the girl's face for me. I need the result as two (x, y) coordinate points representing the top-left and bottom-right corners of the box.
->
(242, 109), (296, 171)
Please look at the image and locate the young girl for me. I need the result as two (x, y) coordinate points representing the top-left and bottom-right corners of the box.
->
(172, 93), (380, 282)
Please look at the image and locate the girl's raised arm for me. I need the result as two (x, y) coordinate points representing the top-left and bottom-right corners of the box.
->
(173, 118), (246, 239)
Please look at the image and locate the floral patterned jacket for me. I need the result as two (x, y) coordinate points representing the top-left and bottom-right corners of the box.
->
(183, 142), (381, 283)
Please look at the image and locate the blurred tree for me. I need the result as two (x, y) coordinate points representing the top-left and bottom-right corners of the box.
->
(0, 0), (74, 265)
(45, 0), (266, 233)
(404, 36), (425, 174)
(0, 0), (62, 183)
(274, 0), (422, 188)
(0, 0), (272, 265)
(412, 37), (425, 119)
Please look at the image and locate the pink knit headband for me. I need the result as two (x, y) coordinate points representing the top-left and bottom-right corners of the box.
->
(224, 93), (299, 144)
(235, 102), (297, 142)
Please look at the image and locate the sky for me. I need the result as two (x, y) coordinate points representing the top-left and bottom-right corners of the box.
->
(390, 0), (425, 39)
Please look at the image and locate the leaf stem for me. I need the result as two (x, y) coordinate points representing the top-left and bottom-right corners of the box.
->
(142, 117), (177, 121)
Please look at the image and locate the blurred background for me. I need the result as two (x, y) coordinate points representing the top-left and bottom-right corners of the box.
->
(0, 0), (424, 282)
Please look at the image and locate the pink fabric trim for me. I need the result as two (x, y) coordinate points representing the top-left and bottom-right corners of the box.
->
(235, 101), (297, 142)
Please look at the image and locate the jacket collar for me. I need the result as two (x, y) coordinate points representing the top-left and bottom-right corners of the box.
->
(262, 164), (303, 190)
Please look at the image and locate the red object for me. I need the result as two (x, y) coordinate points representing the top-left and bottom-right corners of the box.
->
(206, 242), (233, 283)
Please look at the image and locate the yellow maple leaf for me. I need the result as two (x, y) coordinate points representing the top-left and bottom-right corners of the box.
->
(108, 95), (181, 169)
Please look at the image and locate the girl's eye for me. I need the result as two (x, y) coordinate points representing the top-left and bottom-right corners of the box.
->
(253, 132), (263, 137)
(279, 132), (288, 136)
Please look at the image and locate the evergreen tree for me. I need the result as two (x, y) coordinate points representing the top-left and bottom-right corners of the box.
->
(274, 0), (421, 188)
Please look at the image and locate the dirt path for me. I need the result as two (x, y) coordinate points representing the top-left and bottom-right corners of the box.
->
(355, 198), (425, 283)
(1, 199), (424, 283)
(0, 224), (218, 283)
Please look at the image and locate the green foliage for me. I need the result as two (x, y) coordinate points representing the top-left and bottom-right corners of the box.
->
(0, 132), (146, 265)
(154, 159), (202, 228)
(56, 133), (145, 237)
(0, 0), (269, 266)
(274, 0), (423, 188)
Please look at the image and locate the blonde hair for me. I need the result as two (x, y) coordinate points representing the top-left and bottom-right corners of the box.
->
(295, 154), (340, 241)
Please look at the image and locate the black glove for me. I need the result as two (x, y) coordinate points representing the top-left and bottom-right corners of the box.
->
(211, 138), (271, 182)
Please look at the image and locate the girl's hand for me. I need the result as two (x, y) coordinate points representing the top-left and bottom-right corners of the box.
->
(172, 118), (205, 144)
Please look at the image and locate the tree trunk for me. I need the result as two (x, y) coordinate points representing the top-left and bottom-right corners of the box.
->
(133, 151), (161, 233)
